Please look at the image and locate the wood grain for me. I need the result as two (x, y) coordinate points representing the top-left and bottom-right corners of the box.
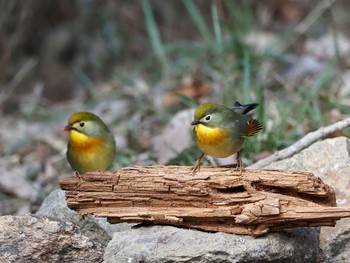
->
(60, 166), (350, 236)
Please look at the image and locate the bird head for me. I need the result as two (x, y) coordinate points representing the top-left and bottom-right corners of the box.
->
(64, 112), (110, 138)
(191, 102), (225, 128)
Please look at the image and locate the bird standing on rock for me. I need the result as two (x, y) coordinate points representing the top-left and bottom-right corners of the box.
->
(64, 112), (116, 174)
(191, 102), (263, 173)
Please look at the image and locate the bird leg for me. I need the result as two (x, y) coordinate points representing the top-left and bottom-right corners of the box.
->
(72, 171), (86, 190)
(236, 151), (244, 175)
(74, 170), (88, 182)
(192, 153), (205, 173)
(235, 152), (256, 192)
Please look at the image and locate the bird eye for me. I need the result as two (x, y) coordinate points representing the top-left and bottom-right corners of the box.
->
(79, 122), (85, 128)
(205, 114), (212, 121)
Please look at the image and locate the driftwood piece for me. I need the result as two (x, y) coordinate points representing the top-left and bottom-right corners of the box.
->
(60, 166), (350, 236)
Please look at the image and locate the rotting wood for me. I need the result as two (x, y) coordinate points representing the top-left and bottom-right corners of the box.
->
(60, 165), (350, 236)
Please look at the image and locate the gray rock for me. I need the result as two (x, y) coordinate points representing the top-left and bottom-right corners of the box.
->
(36, 189), (133, 246)
(267, 136), (350, 262)
(0, 214), (104, 263)
(153, 109), (194, 164)
(104, 225), (319, 263)
(0, 156), (38, 201)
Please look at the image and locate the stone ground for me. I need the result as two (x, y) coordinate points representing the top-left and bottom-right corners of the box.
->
(0, 137), (349, 262)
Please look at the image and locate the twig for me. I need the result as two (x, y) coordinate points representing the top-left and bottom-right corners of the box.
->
(250, 117), (350, 168)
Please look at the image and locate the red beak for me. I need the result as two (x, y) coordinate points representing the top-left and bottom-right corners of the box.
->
(63, 125), (72, 131)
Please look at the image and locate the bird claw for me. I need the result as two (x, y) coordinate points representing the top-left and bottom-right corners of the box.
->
(192, 160), (202, 174)
(74, 170), (80, 177)
(74, 171), (87, 181)
(192, 153), (204, 174)
(72, 171), (86, 191)
(236, 153), (244, 175)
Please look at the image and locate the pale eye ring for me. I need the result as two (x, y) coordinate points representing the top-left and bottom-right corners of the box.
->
(205, 114), (212, 121)
(79, 122), (85, 128)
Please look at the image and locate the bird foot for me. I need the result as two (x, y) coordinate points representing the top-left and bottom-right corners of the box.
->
(235, 152), (245, 175)
(72, 171), (86, 191)
(192, 160), (202, 174)
(192, 153), (204, 174)
(74, 171), (87, 181)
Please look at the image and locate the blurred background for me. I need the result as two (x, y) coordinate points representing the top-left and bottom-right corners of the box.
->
(1, 0), (350, 215)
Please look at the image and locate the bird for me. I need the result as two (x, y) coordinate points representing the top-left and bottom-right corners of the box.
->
(191, 102), (263, 173)
(64, 112), (116, 174)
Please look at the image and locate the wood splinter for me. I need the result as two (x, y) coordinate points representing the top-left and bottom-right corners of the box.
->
(60, 165), (350, 237)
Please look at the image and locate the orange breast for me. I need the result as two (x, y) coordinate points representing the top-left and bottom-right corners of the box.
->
(69, 130), (105, 154)
(194, 124), (242, 158)
(195, 124), (228, 146)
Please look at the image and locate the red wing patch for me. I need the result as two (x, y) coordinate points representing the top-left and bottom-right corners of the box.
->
(247, 119), (263, 137)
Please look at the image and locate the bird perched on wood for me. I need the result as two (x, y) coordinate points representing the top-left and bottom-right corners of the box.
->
(64, 112), (116, 174)
(191, 102), (263, 173)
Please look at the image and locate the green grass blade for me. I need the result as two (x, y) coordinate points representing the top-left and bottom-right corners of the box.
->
(211, 3), (223, 54)
(182, 0), (214, 45)
(225, 0), (253, 36)
(142, 0), (168, 69)
(242, 47), (250, 102)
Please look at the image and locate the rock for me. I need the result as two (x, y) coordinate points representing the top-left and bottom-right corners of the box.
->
(267, 136), (350, 262)
(0, 194), (30, 216)
(0, 156), (38, 201)
(153, 109), (194, 164)
(47, 137), (349, 262)
(104, 225), (319, 263)
(36, 189), (133, 246)
(0, 214), (104, 263)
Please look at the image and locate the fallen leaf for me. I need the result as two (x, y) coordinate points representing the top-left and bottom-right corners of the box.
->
(164, 77), (211, 107)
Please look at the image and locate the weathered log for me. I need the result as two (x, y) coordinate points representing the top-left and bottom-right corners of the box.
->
(60, 165), (350, 236)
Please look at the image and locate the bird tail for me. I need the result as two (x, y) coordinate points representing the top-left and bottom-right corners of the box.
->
(232, 101), (258, 115)
(246, 119), (263, 137)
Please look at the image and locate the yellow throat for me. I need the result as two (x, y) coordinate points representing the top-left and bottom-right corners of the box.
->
(195, 124), (228, 146)
(194, 123), (241, 158)
(69, 130), (105, 153)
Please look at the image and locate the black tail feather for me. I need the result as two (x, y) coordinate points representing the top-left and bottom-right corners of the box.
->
(232, 101), (258, 115)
